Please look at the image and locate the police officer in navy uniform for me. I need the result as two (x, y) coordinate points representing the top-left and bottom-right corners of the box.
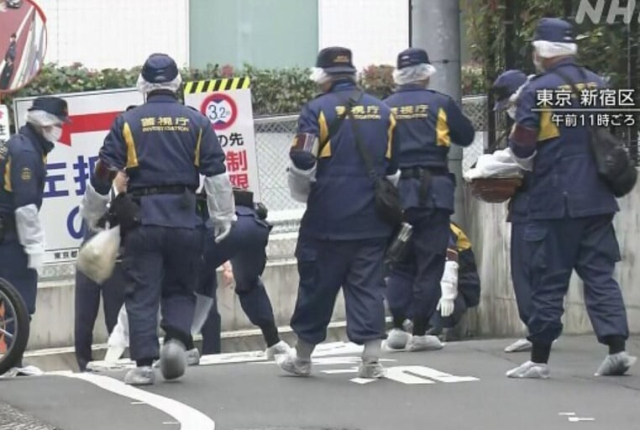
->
(195, 188), (291, 358)
(85, 53), (235, 385)
(74, 108), (139, 372)
(281, 47), (400, 379)
(383, 48), (475, 351)
(506, 18), (636, 379)
(492, 69), (537, 353)
(0, 96), (70, 376)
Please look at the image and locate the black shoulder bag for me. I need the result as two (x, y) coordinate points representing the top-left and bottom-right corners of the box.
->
(554, 67), (638, 198)
(344, 93), (403, 227)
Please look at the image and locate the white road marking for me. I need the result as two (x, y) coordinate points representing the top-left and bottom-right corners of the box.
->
(394, 366), (479, 383)
(350, 378), (376, 384)
(61, 373), (214, 430)
(322, 368), (359, 374)
(568, 417), (595, 422)
(559, 412), (576, 416)
(385, 367), (437, 384)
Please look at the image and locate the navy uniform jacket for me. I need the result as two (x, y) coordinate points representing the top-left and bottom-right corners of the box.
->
(98, 93), (227, 229)
(448, 222), (480, 308)
(297, 81), (399, 240)
(509, 58), (618, 220)
(384, 85), (475, 212)
(0, 125), (52, 223)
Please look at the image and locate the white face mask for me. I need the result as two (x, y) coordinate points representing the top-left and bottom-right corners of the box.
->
(43, 125), (63, 143)
(507, 105), (517, 120)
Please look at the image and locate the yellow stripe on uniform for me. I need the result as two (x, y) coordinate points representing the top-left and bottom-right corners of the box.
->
(122, 121), (139, 169)
(538, 109), (560, 142)
(450, 223), (472, 251)
(3, 156), (11, 192)
(183, 78), (252, 94)
(386, 113), (396, 159)
(436, 108), (451, 147)
(195, 127), (203, 167)
(318, 111), (331, 158)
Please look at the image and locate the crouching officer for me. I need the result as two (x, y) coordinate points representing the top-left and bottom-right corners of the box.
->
(195, 188), (291, 358)
(389, 222), (481, 345)
(384, 48), (475, 351)
(0, 97), (69, 376)
(427, 222), (480, 338)
(279, 47), (400, 379)
(506, 18), (636, 379)
(86, 53), (234, 386)
(492, 70), (537, 353)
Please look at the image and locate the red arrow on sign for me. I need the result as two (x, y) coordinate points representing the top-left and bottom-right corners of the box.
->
(59, 111), (122, 146)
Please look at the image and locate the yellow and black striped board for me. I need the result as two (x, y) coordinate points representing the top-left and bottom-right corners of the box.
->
(184, 77), (251, 95)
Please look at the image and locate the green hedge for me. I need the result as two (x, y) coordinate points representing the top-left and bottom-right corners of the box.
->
(1, 62), (485, 129)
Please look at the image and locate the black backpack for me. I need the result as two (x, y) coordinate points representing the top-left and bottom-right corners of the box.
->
(555, 68), (637, 198)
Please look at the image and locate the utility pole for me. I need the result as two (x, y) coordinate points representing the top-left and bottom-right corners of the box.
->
(410, 0), (466, 227)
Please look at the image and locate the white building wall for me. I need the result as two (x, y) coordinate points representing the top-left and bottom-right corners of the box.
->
(318, 0), (409, 68)
(36, 0), (189, 69)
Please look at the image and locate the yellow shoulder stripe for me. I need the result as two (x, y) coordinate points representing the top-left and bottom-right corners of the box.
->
(450, 223), (472, 251)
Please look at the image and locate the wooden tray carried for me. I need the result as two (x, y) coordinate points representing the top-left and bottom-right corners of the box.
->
(469, 177), (523, 204)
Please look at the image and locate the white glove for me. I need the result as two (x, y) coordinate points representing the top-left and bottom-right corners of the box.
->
(15, 204), (46, 273)
(437, 260), (459, 318)
(506, 147), (536, 172)
(80, 183), (110, 230)
(386, 170), (400, 187)
(214, 221), (233, 243)
(203, 173), (237, 241)
(287, 162), (316, 203)
(28, 252), (45, 274)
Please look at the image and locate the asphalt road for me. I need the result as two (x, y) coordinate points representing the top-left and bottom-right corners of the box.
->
(1, 336), (639, 430)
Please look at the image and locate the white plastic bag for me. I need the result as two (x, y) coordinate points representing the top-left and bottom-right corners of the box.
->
(76, 225), (121, 285)
(105, 304), (129, 362)
(464, 148), (525, 181)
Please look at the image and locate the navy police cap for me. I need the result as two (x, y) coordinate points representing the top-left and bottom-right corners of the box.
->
(28, 96), (71, 123)
(397, 48), (431, 70)
(141, 53), (179, 84)
(316, 47), (357, 74)
(533, 18), (576, 43)
(492, 70), (527, 111)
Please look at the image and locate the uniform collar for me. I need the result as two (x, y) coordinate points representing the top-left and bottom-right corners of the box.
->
(146, 90), (179, 103)
(545, 56), (578, 72)
(22, 124), (54, 155)
(329, 80), (357, 93)
(395, 83), (428, 92)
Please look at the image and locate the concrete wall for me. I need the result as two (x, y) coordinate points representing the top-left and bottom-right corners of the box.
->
(461, 184), (640, 338)
(27, 234), (346, 351)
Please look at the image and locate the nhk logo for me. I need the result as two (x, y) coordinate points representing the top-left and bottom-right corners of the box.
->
(576, 0), (640, 24)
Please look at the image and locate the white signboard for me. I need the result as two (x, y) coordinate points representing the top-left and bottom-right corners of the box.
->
(13, 88), (144, 264)
(0, 104), (10, 141)
(183, 77), (261, 201)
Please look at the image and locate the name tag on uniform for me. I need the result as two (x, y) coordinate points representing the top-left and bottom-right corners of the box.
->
(290, 133), (320, 158)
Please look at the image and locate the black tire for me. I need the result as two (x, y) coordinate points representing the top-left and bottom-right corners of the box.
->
(0, 277), (30, 375)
